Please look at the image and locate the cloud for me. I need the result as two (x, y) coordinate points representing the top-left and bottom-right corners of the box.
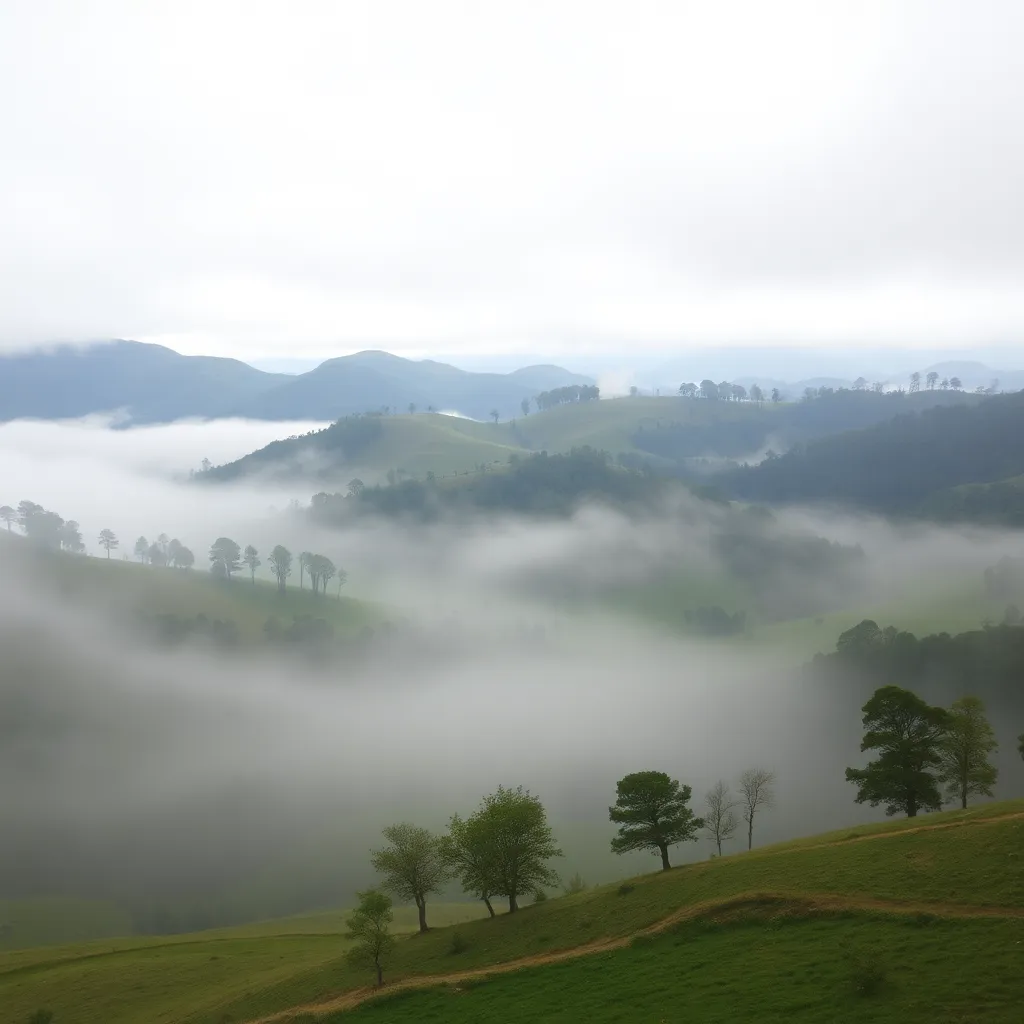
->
(1, 1), (1023, 358)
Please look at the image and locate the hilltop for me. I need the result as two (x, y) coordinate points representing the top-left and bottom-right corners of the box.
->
(2, 802), (1021, 1023)
(0, 342), (592, 426)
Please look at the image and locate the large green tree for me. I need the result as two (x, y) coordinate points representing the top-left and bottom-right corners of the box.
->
(345, 890), (395, 987)
(609, 771), (703, 870)
(845, 685), (949, 817)
(371, 824), (452, 933)
(460, 786), (561, 913)
(442, 812), (500, 918)
(938, 696), (998, 809)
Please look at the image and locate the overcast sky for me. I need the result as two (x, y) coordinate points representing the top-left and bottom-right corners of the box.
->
(1, 1), (1022, 363)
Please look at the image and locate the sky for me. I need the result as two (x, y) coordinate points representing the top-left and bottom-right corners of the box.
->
(2, 0), (1023, 364)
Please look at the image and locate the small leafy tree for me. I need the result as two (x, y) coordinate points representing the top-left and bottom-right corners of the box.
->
(243, 544), (261, 585)
(521, 397), (530, 417)
(268, 545), (292, 594)
(97, 528), (118, 558)
(468, 786), (561, 913)
(335, 567), (349, 599)
(371, 824), (452, 933)
(939, 696), (998, 808)
(209, 537), (241, 579)
(704, 780), (739, 856)
(609, 771), (703, 870)
(845, 686), (948, 817)
(739, 768), (775, 850)
(345, 889), (395, 987)
(490, 409), (500, 424)
(176, 546), (195, 570)
(0, 505), (15, 532)
(134, 536), (149, 563)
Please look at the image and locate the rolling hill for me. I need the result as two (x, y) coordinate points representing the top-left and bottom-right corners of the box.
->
(0, 342), (592, 425)
(725, 389), (1024, 521)
(204, 389), (984, 486)
(3, 802), (1021, 1023)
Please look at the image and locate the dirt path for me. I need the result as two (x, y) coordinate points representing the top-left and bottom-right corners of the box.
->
(248, 884), (1024, 1022)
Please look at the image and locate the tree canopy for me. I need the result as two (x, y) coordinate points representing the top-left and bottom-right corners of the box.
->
(609, 771), (703, 870)
(371, 824), (451, 933)
(938, 696), (998, 809)
(845, 685), (949, 817)
(345, 889), (395, 987)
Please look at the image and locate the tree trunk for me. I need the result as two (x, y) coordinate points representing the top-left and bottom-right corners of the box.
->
(508, 893), (518, 913)
(716, 837), (722, 857)
(659, 844), (671, 871)
(417, 898), (428, 933)
(375, 961), (383, 987)
(747, 816), (754, 850)
(961, 790), (968, 810)
(483, 896), (495, 918)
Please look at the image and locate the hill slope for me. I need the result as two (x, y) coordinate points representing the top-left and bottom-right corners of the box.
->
(3, 803), (1021, 1024)
(725, 389), (1024, 520)
(0, 342), (592, 425)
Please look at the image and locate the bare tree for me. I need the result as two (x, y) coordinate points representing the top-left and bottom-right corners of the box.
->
(739, 768), (776, 850)
(704, 780), (739, 856)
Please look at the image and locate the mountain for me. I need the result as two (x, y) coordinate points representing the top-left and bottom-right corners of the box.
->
(0, 340), (288, 423)
(724, 390), (1024, 522)
(0, 341), (593, 425)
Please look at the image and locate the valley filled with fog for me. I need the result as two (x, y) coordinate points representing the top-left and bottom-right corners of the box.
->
(3, 414), (1023, 934)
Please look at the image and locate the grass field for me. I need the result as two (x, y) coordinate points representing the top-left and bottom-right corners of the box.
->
(4, 802), (1021, 1024)
(28, 547), (382, 643)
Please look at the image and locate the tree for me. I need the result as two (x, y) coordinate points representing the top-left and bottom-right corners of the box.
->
(96, 529), (118, 558)
(442, 813), (500, 918)
(408, 402), (416, 415)
(298, 551), (311, 589)
(739, 768), (775, 849)
(609, 771), (703, 871)
(938, 696), (998, 809)
(0, 505), (14, 532)
(334, 566), (348, 598)
(268, 545), (292, 594)
(949, 376), (962, 391)
(60, 520), (85, 553)
(147, 541), (166, 567)
(853, 376), (867, 390)
(318, 556), (336, 595)
(490, 409), (500, 424)
(243, 544), (261, 585)
(845, 685), (948, 818)
(209, 537), (241, 579)
(17, 500), (43, 531)
(909, 371), (921, 393)
(134, 536), (149, 563)
(521, 397), (530, 417)
(926, 371), (939, 390)
(347, 479), (365, 498)
(700, 379), (719, 401)
(371, 824), (452, 933)
(770, 387), (781, 403)
(176, 546), (195, 570)
(1018, 733), (1024, 761)
(465, 786), (561, 913)
(704, 780), (739, 856)
(749, 384), (763, 405)
(345, 890), (395, 987)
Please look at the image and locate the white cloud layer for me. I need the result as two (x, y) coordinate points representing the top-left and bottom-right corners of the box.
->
(2, 1), (1023, 358)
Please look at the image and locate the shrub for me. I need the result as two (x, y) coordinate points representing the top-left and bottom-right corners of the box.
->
(562, 872), (587, 895)
(532, 888), (548, 904)
(617, 883), (635, 896)
(448, 931), (469, 955)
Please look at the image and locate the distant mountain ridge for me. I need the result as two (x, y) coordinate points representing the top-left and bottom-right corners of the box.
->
(0, 341), (594, 425)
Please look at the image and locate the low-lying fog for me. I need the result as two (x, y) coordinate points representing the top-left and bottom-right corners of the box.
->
(2, 417), (1022, 927)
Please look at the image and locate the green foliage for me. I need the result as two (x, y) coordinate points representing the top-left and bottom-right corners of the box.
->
(448, 930), (469, 955)
(268, 544), (293, 592)
(243, 544), (261, 582)
(371, 824), (452, 932)
(938, 696), (999, 808)
(562, 872), (587, 896)
(447, 786), (562, 913)
(609, 771), (703, 869)
(845, 686), (949, 817)
(345, 890), (396, 987)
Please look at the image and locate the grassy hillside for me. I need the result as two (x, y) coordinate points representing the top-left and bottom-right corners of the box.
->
(4, 802), (1021, 1023)
(22, 544), (381, 643)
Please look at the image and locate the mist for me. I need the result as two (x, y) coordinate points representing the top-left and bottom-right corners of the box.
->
(2, 417), (1023, 930)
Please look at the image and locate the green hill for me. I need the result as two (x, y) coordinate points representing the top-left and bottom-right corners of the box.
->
(205, 390), (983, 487)
(3, 803), (1021, 1024)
